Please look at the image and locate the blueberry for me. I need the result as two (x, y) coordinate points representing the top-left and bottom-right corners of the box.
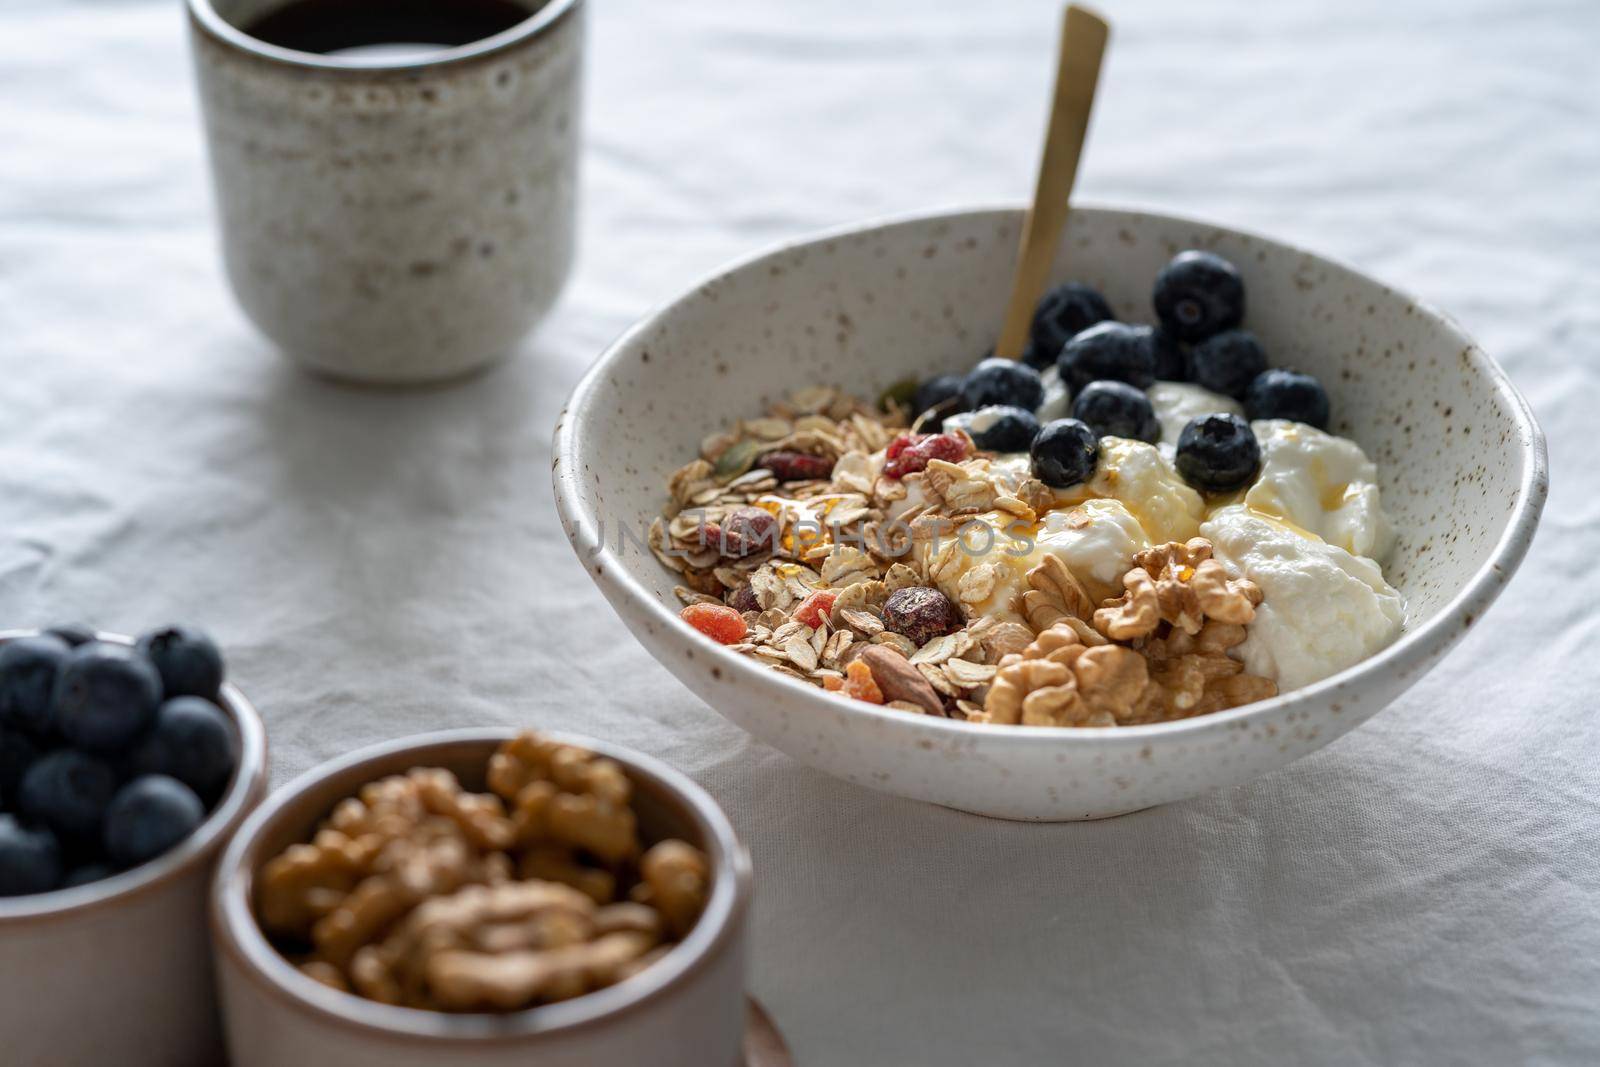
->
(1057, 322), (1157, 394)
(912, 374), (966, 426)
(103, 775), (204, 869)
(1030, 419), (1100, 488)
(129, 697), (236, 801)
(1153, 250), (1245, 343)
(0, 814), (61, 896)
(1174, 413), (1261, 493)
(0, 635), (71, 736)
(137, 626), (225, 701)
(1245, 368), (1330, 429)
(54, 643), (163, 753)
(19, 750), (118, 841)
(960, 358), (1044, 412)
(0, 727), (43, 809)
(1187, 329), (1268, 400)
(965, 405), (1042, 452)
(1071, 382), (1160, 443)
(1134, 324), (1187, 381)
(60, 863), (114, 889)
(44, 624), (97, 648)
(1028, 282), (1114, 368)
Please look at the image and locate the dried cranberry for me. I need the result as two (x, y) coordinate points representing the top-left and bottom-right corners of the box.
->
(701, 507), (778, 558)
(886, 433), (923, 461)
(881, 586), (963, 647)
(713, 508), (780, 559)
(727, 584), (760, 613)
(919, 434), (969, 463)
(760, 450), (835, 482)
(883, 432), (970, 479)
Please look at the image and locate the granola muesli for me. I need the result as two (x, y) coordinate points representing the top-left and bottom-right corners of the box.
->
(656, 385), (1281, 726)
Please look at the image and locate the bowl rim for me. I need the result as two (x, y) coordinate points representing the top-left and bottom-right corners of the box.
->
(0, 629), (270, 922)
(553, 201), (1549, 747)
(210, 727), (751, 1044)
(186, 0), (581, 74)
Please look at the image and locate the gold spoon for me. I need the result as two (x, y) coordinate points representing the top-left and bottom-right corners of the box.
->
(993, 3), (1111, 361)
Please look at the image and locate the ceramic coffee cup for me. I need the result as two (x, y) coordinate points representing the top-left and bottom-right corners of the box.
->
(211, 728), (752, 1067)
(0, 630), (269, 1067)
(186, 0), (583, 384)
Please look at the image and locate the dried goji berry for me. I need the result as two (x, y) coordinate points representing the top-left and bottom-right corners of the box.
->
(793, 589), (838, 629)
(759, 450), (835, 482)
(680, 603), (748, 644)
(842, 659), (884, 704)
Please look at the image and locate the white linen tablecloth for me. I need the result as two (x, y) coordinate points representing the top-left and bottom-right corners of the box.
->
(2, 0), (1596, 1063)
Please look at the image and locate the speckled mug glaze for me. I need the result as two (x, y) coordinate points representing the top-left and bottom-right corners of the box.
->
(0, 631), (269, 1066)
(212, 729), (752, 1067)
(553, 205), (1548, 821)
(187, 0), (582, 384)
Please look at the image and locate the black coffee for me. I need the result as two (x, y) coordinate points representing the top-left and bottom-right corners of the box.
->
(243, 0), (537, 56)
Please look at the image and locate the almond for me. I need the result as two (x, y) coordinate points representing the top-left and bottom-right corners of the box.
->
(855, 645), (944, 716)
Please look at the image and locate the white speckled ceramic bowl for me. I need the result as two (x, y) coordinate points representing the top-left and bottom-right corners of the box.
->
(553, 205), (1548, 821)
(0, 630), (269, 1066)
(211, 729), (752, 1067)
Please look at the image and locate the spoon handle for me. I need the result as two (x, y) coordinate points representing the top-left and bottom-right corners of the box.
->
(994, 4), (1110, 361)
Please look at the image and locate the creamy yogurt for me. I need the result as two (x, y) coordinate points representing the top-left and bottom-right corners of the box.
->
(919, 497), (1152, 622)
(1037, 498), (1151, 600)
(919, 509), (1037, 624)
(944, 406), (1006, 439)
(1244, 419), (1395, 561)
(1088, 438), (1206, 542)
(1201, 505), (1404, 690)
(1037, 365), (1072, 423)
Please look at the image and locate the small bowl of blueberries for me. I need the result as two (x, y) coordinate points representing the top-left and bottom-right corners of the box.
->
(0, 625), (268, 1066)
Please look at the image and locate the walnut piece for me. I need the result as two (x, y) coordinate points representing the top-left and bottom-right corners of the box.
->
(1129, 618), (1278, 721)
(428, 932), (659, 1011)
(258, 829), (384, 941)
(349, 879), (602, 1007)
(489, 734), (639, 864)
(1095, 538), (1262, 640)
(979, 624), (1148, 727)
(632, 840), (710, 939)
(312, 818), (511, 968)
(1019, 554), (1096, 633)
(978, 619), (1035, 664)
(518, 845), (617, 904)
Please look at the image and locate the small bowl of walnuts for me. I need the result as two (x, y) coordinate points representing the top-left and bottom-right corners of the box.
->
(209, 728), (752, 1067)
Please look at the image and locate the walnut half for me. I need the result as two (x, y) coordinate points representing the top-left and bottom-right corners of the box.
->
(977, 624), (1149, 727)
(1095, 538), (1262, 640)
